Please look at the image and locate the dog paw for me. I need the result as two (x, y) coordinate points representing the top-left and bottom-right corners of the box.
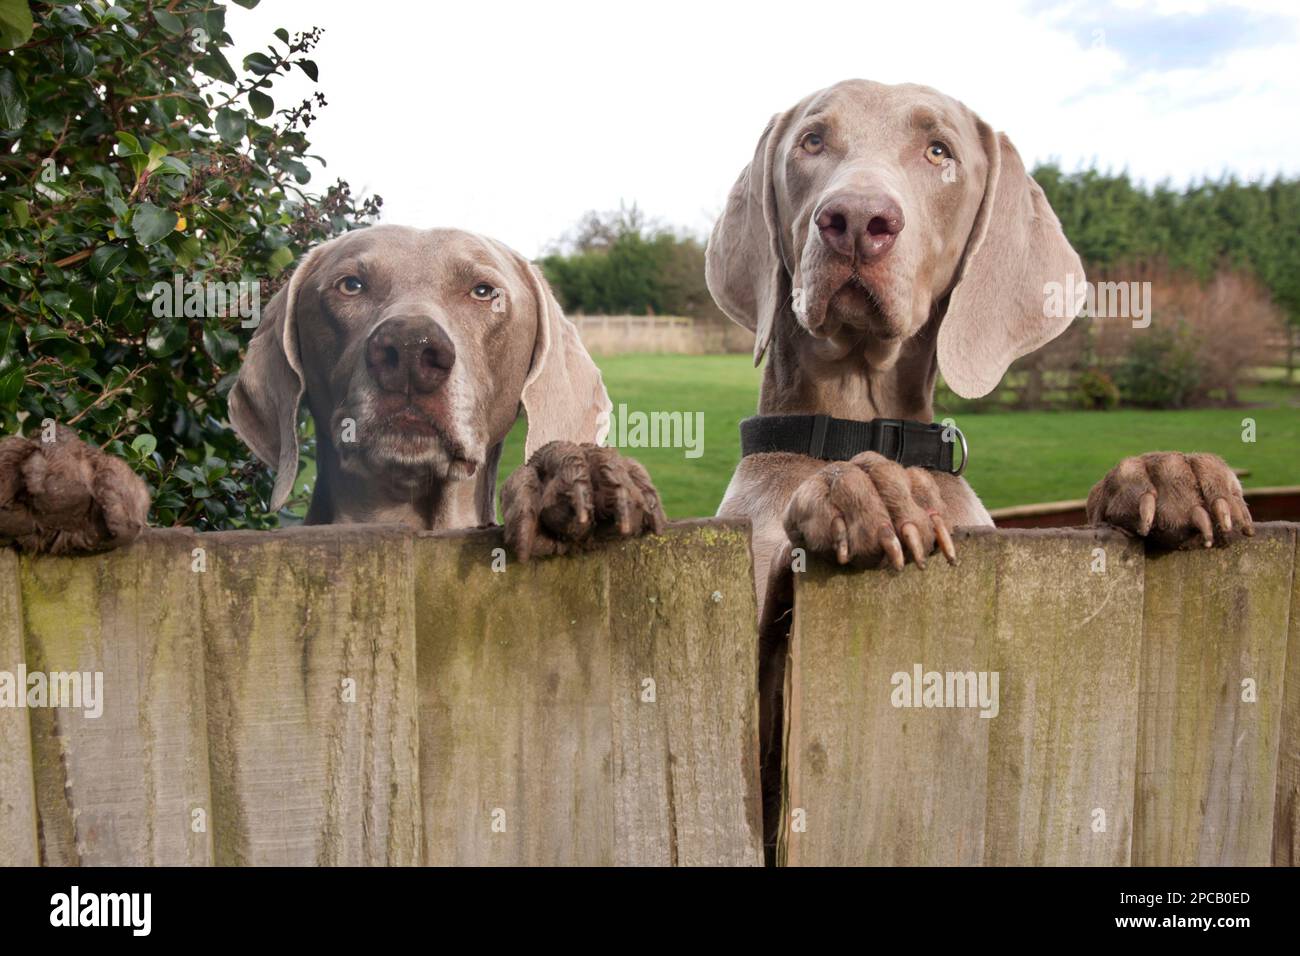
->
(501, 441), (666, 561)
(784, 451), (956, 570)
(0, 425), (151, 555)
(1086, 451), (1253, 549)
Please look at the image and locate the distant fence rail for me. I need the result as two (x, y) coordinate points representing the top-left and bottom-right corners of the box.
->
(571, 314), (750, 355)
(1, 522), (1297, 866)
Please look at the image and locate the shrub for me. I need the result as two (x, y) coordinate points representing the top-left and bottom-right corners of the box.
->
(1114, 325), (1204, 408)
(0, 0), (380, 529)
(540, 205), (723, 321)
(1075, 368), (1120, 410)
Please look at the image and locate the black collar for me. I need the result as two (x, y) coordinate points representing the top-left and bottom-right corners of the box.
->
(739, 414), (967, 475)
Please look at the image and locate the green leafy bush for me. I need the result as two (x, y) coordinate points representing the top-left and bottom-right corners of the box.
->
(1114, 326), (1204, 409)
(1075, 367), (1120, 410)
(0, 0), (379, 529)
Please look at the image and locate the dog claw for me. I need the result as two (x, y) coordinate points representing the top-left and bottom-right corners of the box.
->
(1191, 504), (1214, 548)
(880, 526), (905, 571)
(832, 515), (849, 565)
(899, 522), (926, 569)
(931, 514), (957, 565)
(1211, 497), (1232, 533)
(1137, 491), (1156, 535)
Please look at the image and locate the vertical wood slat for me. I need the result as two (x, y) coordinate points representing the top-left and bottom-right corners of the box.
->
(1275, 529), (1300, 866)
(1134, 524), (1295, 865)
(783, 528), (1145, 866)
(198, 526), (422, 866)
(0, 549), (37, 865)
(415, 520), (763, 866)
(19, 529), (211, 865)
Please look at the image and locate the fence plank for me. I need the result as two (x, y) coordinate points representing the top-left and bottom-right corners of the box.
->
(982, 530), (1144, 865)
(0, 549), (37, 866)
(783, 528), (1145, 866)
(198, 526), (422, 865)
(19, 530), (212, 865)
(606, 521), (762, 866)
(1135, 524), (1295, 866)
(415, 521), (762, 866)
(1276, 530), (1300, 866)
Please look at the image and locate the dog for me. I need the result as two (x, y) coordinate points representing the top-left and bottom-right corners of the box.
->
(1, 225), (664, 557)
(704, 79), (1254, 846)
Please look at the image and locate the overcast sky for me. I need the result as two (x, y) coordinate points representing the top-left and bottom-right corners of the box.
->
(229, 0), (1300, 257)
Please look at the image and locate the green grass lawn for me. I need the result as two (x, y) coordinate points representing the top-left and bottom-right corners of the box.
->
(499, 355), (1300, 518)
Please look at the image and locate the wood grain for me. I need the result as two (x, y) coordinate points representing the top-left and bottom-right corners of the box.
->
(783, 528), (1145, 866)
(20, 529), (211, 865)
(0, 549), (37, 866)
(1134, 524), (1294, 865)
(415, 520), (762, 866)
(197, 525), (422, 865)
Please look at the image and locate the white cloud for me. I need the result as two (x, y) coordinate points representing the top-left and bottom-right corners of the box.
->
(228, 0), (1300, 255)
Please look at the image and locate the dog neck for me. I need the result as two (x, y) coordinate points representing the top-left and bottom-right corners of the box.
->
(305, 433), (501, 531)
(757, 308), (941, 422)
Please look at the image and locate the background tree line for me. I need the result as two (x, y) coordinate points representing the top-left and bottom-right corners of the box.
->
(541, 170), (1300, 334)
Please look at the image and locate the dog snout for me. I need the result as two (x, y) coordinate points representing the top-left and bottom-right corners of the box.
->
(815, 193), (905, 261)
(365, 316), (456, 395)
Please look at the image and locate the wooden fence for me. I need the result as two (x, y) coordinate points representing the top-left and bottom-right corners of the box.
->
(1, 522), (1297, 866)
(571, 315), (751, 355)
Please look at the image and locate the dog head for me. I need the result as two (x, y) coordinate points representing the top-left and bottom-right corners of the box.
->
(706, 79), (1085, 396)
(229, 225), (609, 511)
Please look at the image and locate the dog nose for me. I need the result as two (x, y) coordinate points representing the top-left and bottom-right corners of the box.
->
(815, 193), (905, 260)
(365, 316), (456, 395)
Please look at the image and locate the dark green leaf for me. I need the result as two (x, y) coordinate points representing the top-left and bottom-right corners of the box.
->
(89, 244), (128, 278)
(215, 108), (246, 144)
(0, 0), (33, 49)
(152, 9), (185, 35)
(248, 89), (274, 119)
(0, 365), (23, 407)
(195, 51), (237, 84)
(131, 202), (179, 246)
(296, 59), (319, 82)
(0, 69), (27, 133)
(243, 52), (276, 75)
(62, 37), (95, 77)
(146, 319), (189, 357)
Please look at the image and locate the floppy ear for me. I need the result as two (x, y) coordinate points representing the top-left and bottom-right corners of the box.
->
(705, 110), (793, 367)
(937, 124), (1086, 398)
(519, 262), (611, 457)
(227, 245), (323, 512)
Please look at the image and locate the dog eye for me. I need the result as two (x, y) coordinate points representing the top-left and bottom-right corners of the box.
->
(925, 142), (951, 165)
(470, 283), (497, 301)
(336, 276), (365, 296)
(799, 132), (825, 155)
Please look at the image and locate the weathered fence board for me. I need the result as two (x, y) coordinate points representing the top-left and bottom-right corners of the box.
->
(415, 520), (762, 866)
(782, 524), (1299, 867)
(1277, 531), (1300, 865)
(1134, 524), (1294, 866)
(0, 550), (36, 866)
(782, 528), (1144, 866)
(3, 521), (1297, 866)
(198, 526), (423, 866)
(0, 520), (760, 866)
(20, 530), (211, 866)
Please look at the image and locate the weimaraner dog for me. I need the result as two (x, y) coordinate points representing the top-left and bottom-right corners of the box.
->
(0, 225), (664, 556)
(705, 79), (1254, 845)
